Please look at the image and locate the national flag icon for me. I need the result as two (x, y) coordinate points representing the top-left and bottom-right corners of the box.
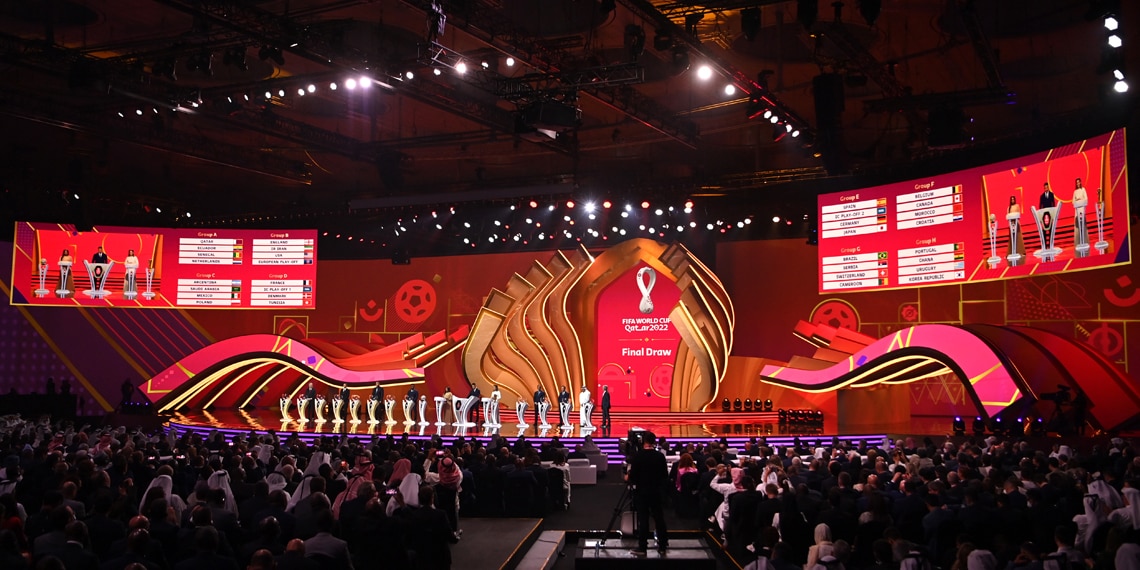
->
(879, 269), (887, 277)
(879, 278), (889, 286)
(876, 198), (887, 206)
(877, 251), (888, 259)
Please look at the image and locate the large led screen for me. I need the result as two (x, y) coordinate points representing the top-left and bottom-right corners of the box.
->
(10, 223), (317, 308)
(817, 129), (1130, 293)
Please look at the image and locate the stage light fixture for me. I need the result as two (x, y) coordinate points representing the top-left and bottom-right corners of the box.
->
(654, 208), (663, 216)
(745, 218), (752, 225)
(433, 68), (442, 76)
(769, 114), (780, 124)
(330, 82), (338, 90)
(1115, 79), (1129, 92)
(689, 221), (696, 228)
(548, 204), (556, 211)
(277, 89), (286, 97)
(952, 416), (966, 435)
(345, 78), (357, 90)
(619, 229), (627, 235)
(625, 203), (633, 212)
(264, 91), (272, 99)
(1105, 16), (1119, 31)
(972, 417), (985, 435)
(584, 201), (596, 212)
(298, 88), (306, 96)
(763, 109), (773, 119)
(563, 215), (571, 222)
(724, 84), (737, 96)
(602, 200), (612, 209)
(641, 201), (650, 209)
(307, 84), (316, 93)
(620, 211), (629, 218)
(506, 57), (515, 67)
(185, 212), (192, 218)
(566, 200), (575, 208)
(463, 222), (471, 228)
(737, 221), (744, 228)
(135, 109), (143, 116)
(696, 64), (713, 80)
(1108, 35), (1122, 48)
(360, 76), (373, 88)
(764, 399), (773, 411)
(456, 62), (468, 74)
(792, 129), (801, 138)
(706, 223), (714, 230)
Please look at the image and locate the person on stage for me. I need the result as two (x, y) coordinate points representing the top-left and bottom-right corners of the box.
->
(468, 382), (482, 425)
(578, 385), (592, 427)
(442, 386), (454, 424)
(557, 386), (571, 427)
(340, 384), (350, 406)
(407, 385), (420, 406)
(124, 249), (140, 291)
(58, 249), (75, 295)
(1073, 177), (1090, 246)
(371, 382), (384, 403)
(533, 386), (546, 426)
(601, 385), (612, 428)
(1007, 195), (1025, 260)
(625, 431), (669, 556)
(305, 382), (317, 417)
(92, 246), (109, 264)
(490, 384), (502, 425)
(1039, 182), (1057, 210)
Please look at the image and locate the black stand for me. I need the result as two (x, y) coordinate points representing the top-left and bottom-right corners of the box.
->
(596, 485), (634, 553)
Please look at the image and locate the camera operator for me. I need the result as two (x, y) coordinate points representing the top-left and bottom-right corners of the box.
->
(624, 431), (669, 556)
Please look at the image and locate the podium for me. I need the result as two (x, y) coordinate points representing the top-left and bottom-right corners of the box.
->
(1031, 205), (1062, 262)
(434, 397), (449, 427)
(83, 261), (115, 299)
(366, 398), (381, 424)
(515, 401), (529, 428)
(417, 396), (429, 426)
(296, 397), (310, 423)
(348, 396), (361, 423)
(383, 398), (397, 424)
(480, 398), (497, 428)
(332, 398), (346, 423)
(142, 267), (156, 300)
(123, 263), (140, 300)
(453, 396), (477, 427)
(1095, 200), (1109, 254)
(580, 401), (595, 428)
(402, 399), (416, 424)
(537, 401), (552, 429)
(1074, 197), (1090, 256)
(313, 396), (327, 423)
(279, 396), (293, 422)
(55, 260), (73, 298)
(558, 401), (572, 427)
(1005, 213), (1023, 265)
(34, 259), (50, 298)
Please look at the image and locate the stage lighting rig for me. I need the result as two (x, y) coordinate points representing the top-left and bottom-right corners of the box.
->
(952, 416), (966, 435)
(972, 416), (986, 435)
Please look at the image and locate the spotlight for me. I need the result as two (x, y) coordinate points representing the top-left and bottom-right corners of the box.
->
(433, 68), (442, 76)
(1108, 35), (1122, 48)
(684, 200), (694, 209)
(972, 416), (986, 435)
(265, 91), (272, 99)
(1105, 16), (1119, 31)
(763, 109), (773, 119)
(696, 64), (713, 80)
(307, 84), (316, 93)
(724, 84), (737, 96)
(1115, 79), (1129, 93)
(566, 200), (575, 209)
(706, 223), (714, 230)
(548, 204), (555, 211)
(654, 208), (663, 215)
(763, 399), (772, 411)
(481, 60), (490, 69)
(405, 71), (414, 80)
(584, 202), (596, 212)
(1031, 418), (1045, 436)
(1115, 69), (1126, 80)
(345, 78), (357, 90)
(135, 109), (143, 116)
(505, 57), (515, 67)
(769, 114), (780, 124)
(278, 89), (286, 97)
(330, 82), (338, 90)
(298, 88), (306, 96)
(456, 62), (468, 74)
(602, 200), (612, 209)
(359, 76), (373, 88)
(772, 216), (780, 223)
(529, 200), (538, 208)
(952, 416), (966, 435)
(792, 129), (801, 138)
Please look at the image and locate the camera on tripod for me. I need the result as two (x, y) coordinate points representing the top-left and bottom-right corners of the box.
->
(624, 428), (657, 459)
(1039, 384), (1072, 404)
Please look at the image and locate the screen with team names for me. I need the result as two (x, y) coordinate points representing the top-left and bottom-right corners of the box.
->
(817, 129), (1130, 293)
(10, 222), (318, 309)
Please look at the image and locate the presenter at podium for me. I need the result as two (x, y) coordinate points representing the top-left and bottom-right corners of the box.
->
(557, 386), (571, 427)
(92, 246), (109, 264)
(58, 249), (75, 297)
(305, 382), (317, 418)
(340, 384), (350, 408)
(533, 386), (547, 427)
(468, 382), (482, 425)
(489, 384), (502, 427)
(1006, 195), (1025, 263)
(442, 386), (454, 424)
(124, 249), (140, 294)
(1072, 177), (1090, 253)
(1039, 182), (1057, 210)
(601, 385), (612, 428)
(406, 385), (420, 407)
(371, 382), (384, 403)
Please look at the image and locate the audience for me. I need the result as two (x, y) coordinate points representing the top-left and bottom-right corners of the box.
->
(2, 414), (1139, 570)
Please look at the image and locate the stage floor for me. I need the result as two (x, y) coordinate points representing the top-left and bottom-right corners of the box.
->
(166, 409), (889, 464)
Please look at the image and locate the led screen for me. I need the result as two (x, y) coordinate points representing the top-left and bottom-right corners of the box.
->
(817, 129), (1129, 292)
(11, 223), (317, 308)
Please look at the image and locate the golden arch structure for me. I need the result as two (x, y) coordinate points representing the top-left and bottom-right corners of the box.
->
(461, 239), (734, 412)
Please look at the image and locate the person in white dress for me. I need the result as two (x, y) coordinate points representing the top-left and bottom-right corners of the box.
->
(578, 385), (592, 427)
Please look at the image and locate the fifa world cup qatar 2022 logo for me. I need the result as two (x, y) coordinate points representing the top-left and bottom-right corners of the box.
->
(636, 267), (656, 314)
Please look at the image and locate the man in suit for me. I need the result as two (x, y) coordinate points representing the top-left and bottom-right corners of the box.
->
(557, 386), (571, 427)
(533, 386), (546, 426)
(401, 484), (459, 568)
(92, 246), (109, 264)
(1039, 182), (1057, 210)
(626, 431), (669, 556)
(468, 382), (482, 425)
(302, 511), (353, 569)
(340, 384), (350, 408)
(601, 385), (612, 428)
(304, 382), (317, 418)
(370, 382), (384, 402)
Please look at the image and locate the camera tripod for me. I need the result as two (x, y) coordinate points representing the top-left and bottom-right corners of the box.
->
(596, 485), (634, 552)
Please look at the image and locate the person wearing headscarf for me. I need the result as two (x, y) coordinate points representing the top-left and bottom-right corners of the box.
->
(208, 470), (239, 515)
(1074, 493), (1107, 554)
(435, 457), (462, 532)
(385, 463), (423, 517)
(331, 453), (374, 519)
(1090, 479), (1124, 511)
(1109, 486), (1140, 530)
(265, 472), (291, 506)
(1119, 544), (1140, 570)
(806, 523), (836, 570)
(139, 473), (188, 522)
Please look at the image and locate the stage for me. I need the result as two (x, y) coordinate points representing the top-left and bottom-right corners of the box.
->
(165, 409), (894, 464)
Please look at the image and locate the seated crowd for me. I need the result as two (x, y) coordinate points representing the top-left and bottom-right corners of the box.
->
(0, 416), (575, 570)
(666, 435), (1140, 570)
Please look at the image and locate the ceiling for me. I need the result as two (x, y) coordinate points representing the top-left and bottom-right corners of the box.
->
(0, 0), (1133, 257)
